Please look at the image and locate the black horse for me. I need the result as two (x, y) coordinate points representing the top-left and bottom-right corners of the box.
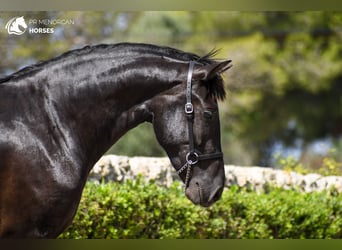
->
(0, 43), (231, 238)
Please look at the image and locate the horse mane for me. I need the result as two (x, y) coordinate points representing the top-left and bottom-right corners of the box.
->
(0, 46), (96, 84)
(0, 43), (226, 100)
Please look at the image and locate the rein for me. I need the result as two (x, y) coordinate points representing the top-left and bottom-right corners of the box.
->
(177, 61), (223, 187)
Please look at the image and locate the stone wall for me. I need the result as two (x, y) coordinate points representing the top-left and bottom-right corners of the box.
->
(89, 154), (342, 193)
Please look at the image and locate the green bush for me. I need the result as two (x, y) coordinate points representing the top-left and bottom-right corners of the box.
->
(59, 179), (342, 239)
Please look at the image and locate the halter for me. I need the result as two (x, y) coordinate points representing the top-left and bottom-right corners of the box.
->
(177, 61), (223, 187)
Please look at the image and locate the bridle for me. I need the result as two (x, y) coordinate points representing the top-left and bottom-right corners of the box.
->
(176, 61), (223, 187)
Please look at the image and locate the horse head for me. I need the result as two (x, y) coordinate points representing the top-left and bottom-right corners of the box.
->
(147, 59), (232, 207)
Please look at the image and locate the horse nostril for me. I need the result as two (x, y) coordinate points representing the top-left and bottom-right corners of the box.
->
(209, 186), (223, 203)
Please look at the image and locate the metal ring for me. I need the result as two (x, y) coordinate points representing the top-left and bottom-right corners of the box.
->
(186, 152), (199, 165)
(185, 103), (194, 114)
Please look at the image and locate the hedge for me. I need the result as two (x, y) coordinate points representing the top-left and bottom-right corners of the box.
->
(59, 179), (342, 239)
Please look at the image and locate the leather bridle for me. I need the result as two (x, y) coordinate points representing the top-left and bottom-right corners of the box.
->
(176, 61), (223, 187)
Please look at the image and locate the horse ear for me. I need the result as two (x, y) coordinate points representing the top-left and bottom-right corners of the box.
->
(193, 60), (232, 81)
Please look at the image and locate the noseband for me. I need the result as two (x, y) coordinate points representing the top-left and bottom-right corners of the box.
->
(177, 61), (223, 187)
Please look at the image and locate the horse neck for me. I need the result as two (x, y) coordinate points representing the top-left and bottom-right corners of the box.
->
(43, 56), (187, 168)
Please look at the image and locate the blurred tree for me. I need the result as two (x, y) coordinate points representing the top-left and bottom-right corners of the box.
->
(213, 12), (342, 166)
(126, 11), (192, 46)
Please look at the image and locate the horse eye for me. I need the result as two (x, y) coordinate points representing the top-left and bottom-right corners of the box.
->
(203, 110), (213, 119)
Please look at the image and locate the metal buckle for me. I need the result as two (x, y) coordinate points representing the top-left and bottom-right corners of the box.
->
(185, 103), (193, 114)
(186, 152), (199, 165)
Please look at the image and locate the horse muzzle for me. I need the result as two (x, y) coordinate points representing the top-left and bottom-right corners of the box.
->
(185, 175), (225, 207)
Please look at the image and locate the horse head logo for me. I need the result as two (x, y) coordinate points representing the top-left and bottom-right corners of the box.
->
(5, 16), (28, 35)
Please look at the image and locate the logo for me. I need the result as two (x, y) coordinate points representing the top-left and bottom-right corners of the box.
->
(5, 16), (28, 35)
(4, 16), (75, 36)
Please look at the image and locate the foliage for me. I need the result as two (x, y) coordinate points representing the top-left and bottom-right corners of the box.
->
(274, 147), (342, 176)
(59, 180), (342, 239)
(321, 156), (342, 176)
(274, 154), (310, 175)
(216, 12), (342, 166)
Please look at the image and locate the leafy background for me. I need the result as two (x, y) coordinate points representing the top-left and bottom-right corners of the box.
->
(0, 11), (341, 173)
(59, 179), (342, 239)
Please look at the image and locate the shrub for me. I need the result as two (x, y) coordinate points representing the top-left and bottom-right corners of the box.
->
(274, 149), (342, 176)
(59, 179), (342, 239)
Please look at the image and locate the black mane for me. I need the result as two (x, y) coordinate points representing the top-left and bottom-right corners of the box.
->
(0, 43), (226, 100)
